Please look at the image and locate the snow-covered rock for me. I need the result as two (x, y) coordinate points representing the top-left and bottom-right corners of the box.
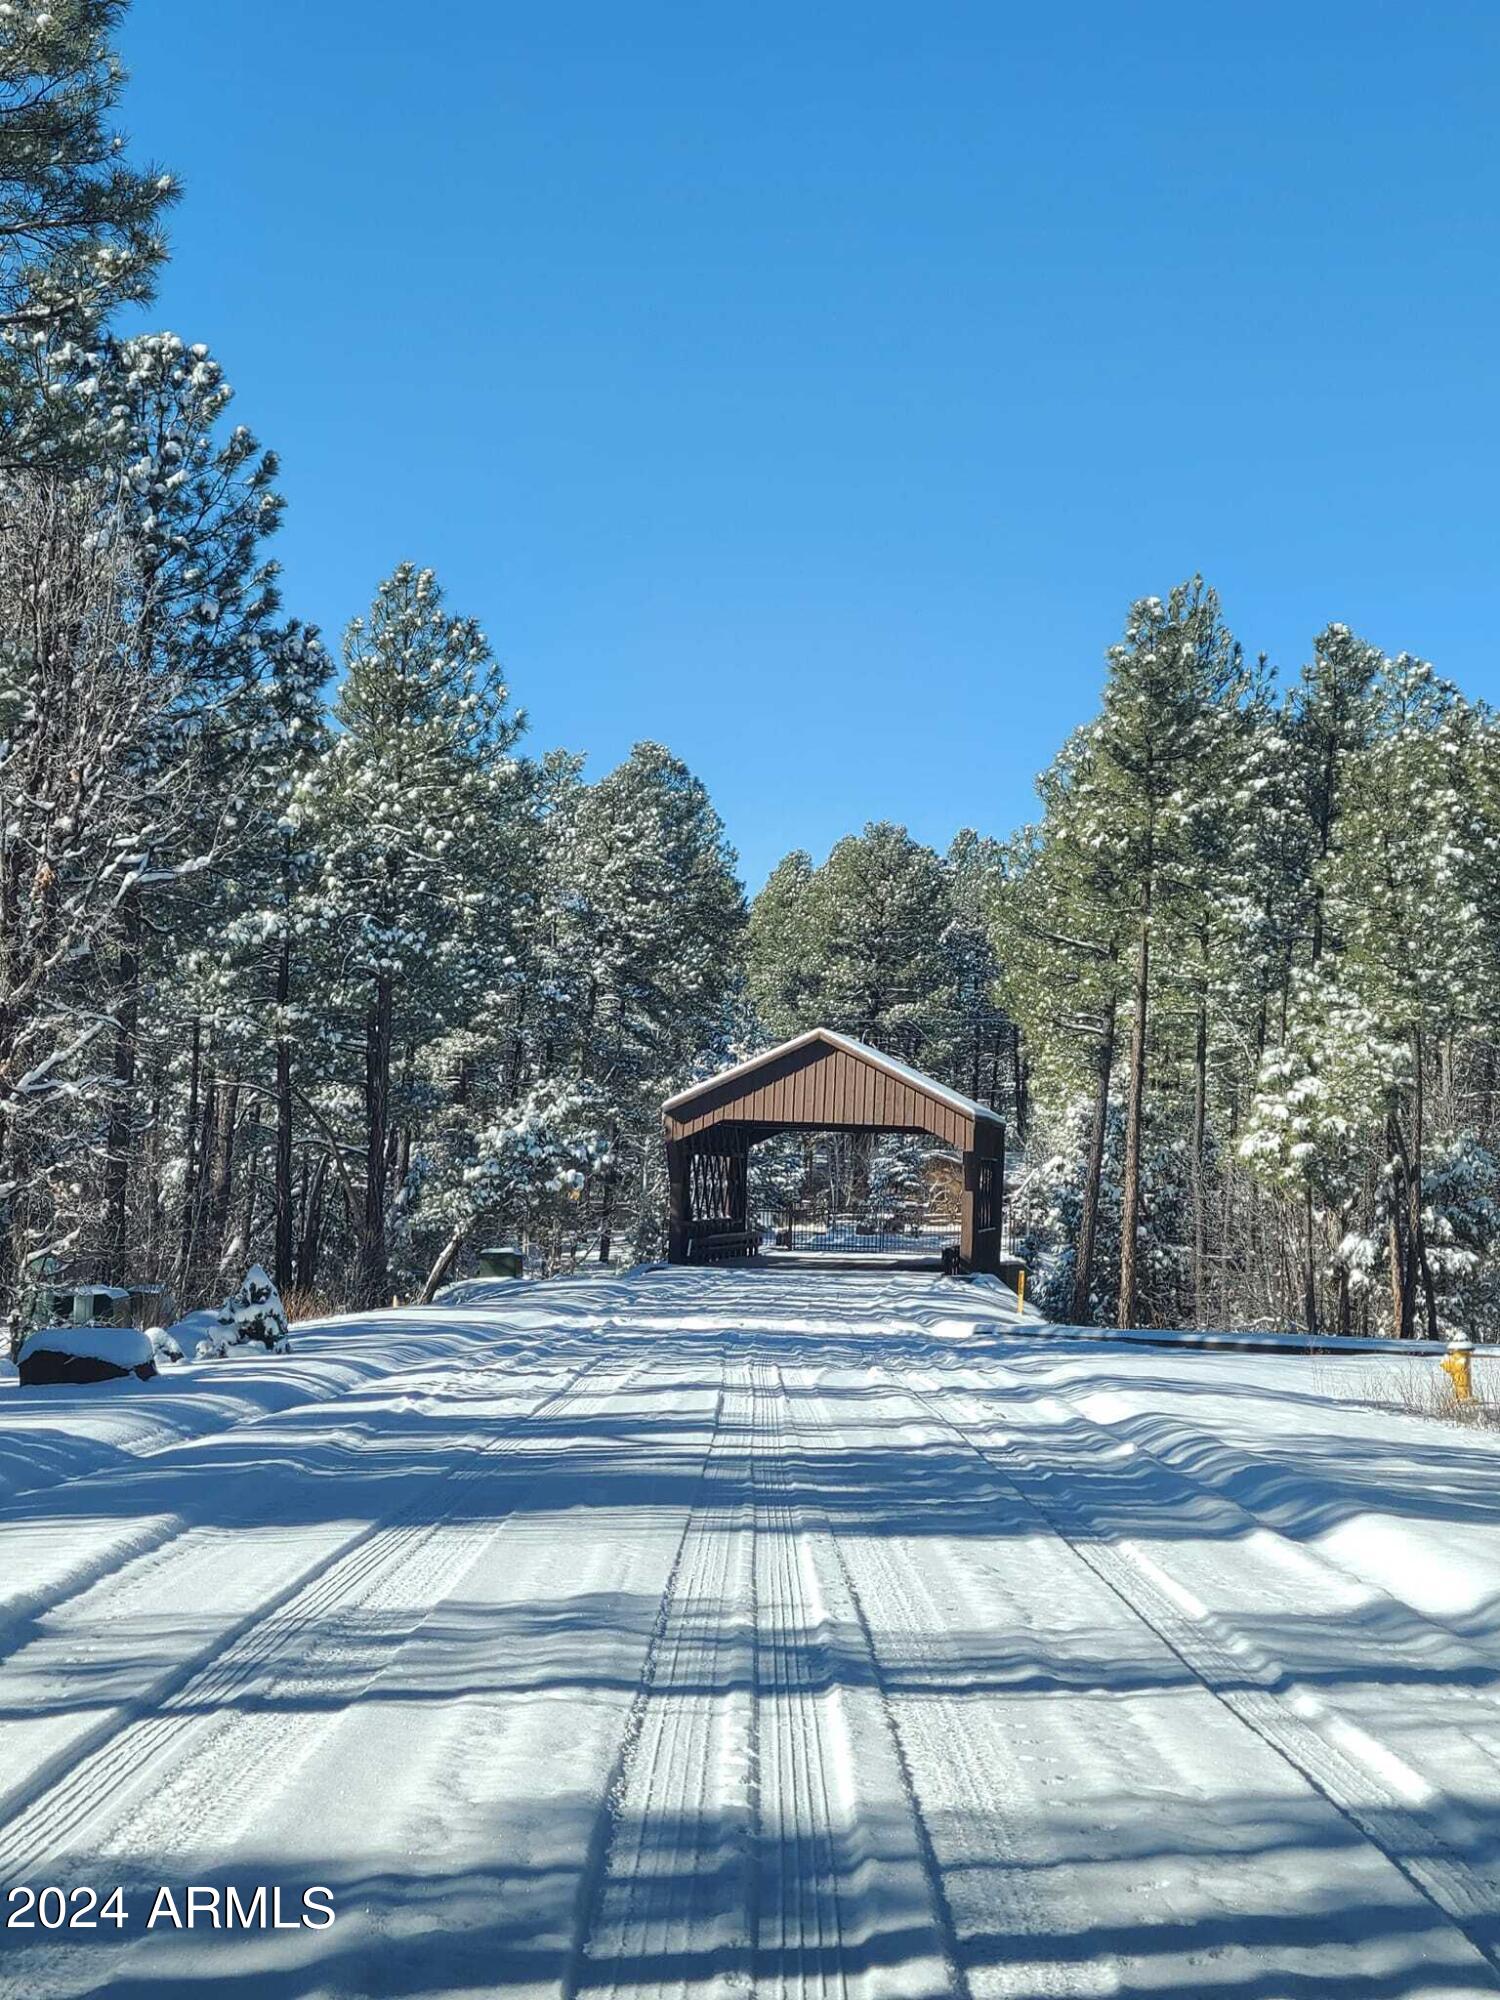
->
(147, 1325), (184, 1365)
(159, 1306), (220, 1352)
(17, 1324), (157, 1387)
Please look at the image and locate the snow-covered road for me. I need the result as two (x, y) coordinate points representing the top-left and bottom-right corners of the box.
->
(5, 1269), (1500, 1997)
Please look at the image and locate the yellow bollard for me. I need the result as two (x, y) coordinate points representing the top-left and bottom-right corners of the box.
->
(1016, 1268), (1026, 1317)
(1441, 1335), (1474, 1404)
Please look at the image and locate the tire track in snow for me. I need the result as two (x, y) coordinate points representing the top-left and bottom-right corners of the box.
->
(948, 1356), (1500, 1807)
(1, 1355), (723, 2000)
(1003, 1365), (1500, 1679)
(0, 1352), (625, 1876)
(567, 1356), (759, 1999)
(747, 1359), (952, 2000)
(745, 1357), (849, 1999)
(898, 1367), (1500, 1984)
(568, 1351), (958, 2000)
(0, 1340), (590, 1664)
(781, 1361), (1108, 2000)
(769, 1361), (973, 2000)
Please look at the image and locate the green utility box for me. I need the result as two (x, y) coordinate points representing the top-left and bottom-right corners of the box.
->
(475, 1246), (525, 1279)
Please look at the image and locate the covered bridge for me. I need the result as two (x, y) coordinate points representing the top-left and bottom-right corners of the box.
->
(662, 1027), (1006, 1274)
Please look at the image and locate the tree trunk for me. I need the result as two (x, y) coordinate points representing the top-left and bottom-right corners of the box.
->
(273, 932), (294, 1295)
(207, 1079), (240, 1267)
(508, 986), (527, 1103)
(1191, 994), (1208, 1327)
(1010, 1023), (1029, 1138)
(419, 1222), (467, 1304)
(1072, 993), (1116, 1326)
(1410, 1025), (1439, 1339)
(1118, 905), (1150, 1330)
(178, 1018), (203, 1278)
(142, 1079), (165, 1275)
(297, 1150), (329, 1294)
(596, 1122), (622, 1264)
(102, 885), (142, 1283)
(238, 1112), (261, 1266)
(1302, 1182), (1318, 1337)
(1387, 1111), (1413, 1339)
(1336, 1232), (1351, 1337)
(359, 975), (394, 1303)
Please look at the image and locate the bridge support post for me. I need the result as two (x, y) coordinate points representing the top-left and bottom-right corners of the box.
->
(667, 1140), (690, 1264)
(960, 1123), (1005, 1276)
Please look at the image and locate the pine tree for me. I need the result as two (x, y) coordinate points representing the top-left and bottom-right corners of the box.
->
(81, 331), (286, 1285)
(1089, 579), (1251, 1328)
(814, 824), (956, 1063)
(942, 831), (1018, 1120)
(0, 2), (178, 467)
(1239, 965), (1404, 1331)
(201, 621), (331, 1295)
(306, 564), (523, 1304)
(1322, 655), (1487, 1336)
(747, 824), (962, 1073)
(555, 742), (744, 1261)
(991, 730), (1131, 1322)
(0, 471), (152, 1300)
(0, 2), (174, 327)
(746, 851), (820, 1042)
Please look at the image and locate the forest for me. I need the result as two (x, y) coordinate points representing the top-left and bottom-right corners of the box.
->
(3, 6), (1498, 1339)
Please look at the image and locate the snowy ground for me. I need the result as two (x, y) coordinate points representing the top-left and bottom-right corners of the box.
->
(4, 1270), (1500, 1997)
(0, 1310), (511, 1508)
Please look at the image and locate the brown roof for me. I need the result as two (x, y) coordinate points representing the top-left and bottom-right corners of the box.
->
(662, 1027), (1002, 1151)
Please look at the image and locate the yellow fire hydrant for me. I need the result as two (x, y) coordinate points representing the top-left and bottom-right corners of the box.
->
(1441, 1333), (1474, 1404)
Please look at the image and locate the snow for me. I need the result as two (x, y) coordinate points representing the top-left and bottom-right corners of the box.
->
(965, 1281), (1500, 1358)
(15, 1323), (152, 1367)
(0, 1308), (509, 1508)
(159, 1304), (222, 1350)
(4, 1266), (1500, 1996)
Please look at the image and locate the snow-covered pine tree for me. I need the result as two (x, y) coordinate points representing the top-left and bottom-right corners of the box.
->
(746, 824), (963, 1074)
(550, 742), (745, 1263)
(0, 347), (283, 1305)
(0, 3), (174, 325)
(1225, 624), (1385, 1332)
(942, 831), (1019, 1123)
(0, 2), (177, 466)
(1320, 654), (1489, 1336)
(74, 332), (287, 1288)
(305, 565), (523, 1305)
(0, 470), (157, 1305)
(392, 749), (562, 1289)
(198, 620), (331, 1296)
(746, 850), (821, 1044)
(1239, 966), (1405, 1332)
(989, 729), (1132, 1323)
(811, 823), (957, 1068)
(1088, 579), (1252, 1329)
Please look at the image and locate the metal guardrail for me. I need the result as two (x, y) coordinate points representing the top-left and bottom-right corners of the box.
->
(753, 1207), (960, 1257)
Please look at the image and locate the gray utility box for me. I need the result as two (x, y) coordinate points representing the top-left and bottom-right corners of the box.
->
(475, 1246), (525, 1279)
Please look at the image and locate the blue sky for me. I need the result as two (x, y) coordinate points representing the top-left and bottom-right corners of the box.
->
(118, 2), (1500, 887)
